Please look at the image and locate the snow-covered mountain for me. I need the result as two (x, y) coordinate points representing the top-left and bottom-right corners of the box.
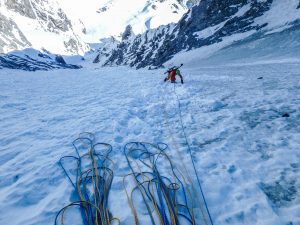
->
(0, 48), (82, 71)
(60, 0), (199, 43)
(0, 0), (89, 55)
(1, 0), (299, 69)
(0, 0), (199, 58)
(93, 0), (300, 68)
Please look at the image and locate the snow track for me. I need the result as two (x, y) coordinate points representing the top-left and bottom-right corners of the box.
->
(0, 62), (300, 224)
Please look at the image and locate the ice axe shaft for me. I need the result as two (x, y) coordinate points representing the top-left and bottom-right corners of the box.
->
(164, 63), (183, 73)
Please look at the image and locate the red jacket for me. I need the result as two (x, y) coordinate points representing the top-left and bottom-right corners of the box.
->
(164, 69), (183, 82)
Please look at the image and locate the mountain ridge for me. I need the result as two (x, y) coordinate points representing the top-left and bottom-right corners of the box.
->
(93, 0), (300, 69)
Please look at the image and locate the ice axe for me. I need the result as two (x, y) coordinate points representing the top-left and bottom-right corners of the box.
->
(164, 63), (183, 74)
(173, 63), (184, 70)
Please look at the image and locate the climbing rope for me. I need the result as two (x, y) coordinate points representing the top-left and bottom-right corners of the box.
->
(54, 75), (214, 224)
(55, 132), (119, 225)
(123, 142), (204, 225)
(171, 83), (214, 225)
(159, 93), (211, 225)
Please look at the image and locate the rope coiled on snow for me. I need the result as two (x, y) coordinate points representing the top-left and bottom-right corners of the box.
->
(55, 132), (119, 225)
(123, 142), (200, 225)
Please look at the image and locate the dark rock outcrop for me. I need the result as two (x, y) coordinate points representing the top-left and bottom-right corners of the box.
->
(55, 55), (66, 65)
(0, 50), (81, 71)
(122, 25), (135, 41)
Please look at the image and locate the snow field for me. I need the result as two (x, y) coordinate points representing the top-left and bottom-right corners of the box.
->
(0, 61), (300, 224)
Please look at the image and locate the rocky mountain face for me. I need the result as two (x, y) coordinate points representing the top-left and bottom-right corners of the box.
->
(94, 0), (300, 68)
(0, 12), (31, 53)
(0, 0), (88, 55)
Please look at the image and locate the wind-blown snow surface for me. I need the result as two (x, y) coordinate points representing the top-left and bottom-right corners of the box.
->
(0, 61), (300, 224)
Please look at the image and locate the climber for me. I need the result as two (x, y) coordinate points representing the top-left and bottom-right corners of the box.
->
(164, 64), (184, 84)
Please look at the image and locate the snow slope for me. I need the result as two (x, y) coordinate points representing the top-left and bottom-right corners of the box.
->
(0, 56), (300, 224)
(167, 23), (300, 67)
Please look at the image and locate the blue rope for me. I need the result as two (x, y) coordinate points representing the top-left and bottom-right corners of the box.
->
(123, 142), (198, 224)
(56, 133), (115, 225)
(173, 83), (214, 225)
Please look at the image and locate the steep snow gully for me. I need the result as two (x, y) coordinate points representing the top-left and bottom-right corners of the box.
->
(0, 60), (300, 224)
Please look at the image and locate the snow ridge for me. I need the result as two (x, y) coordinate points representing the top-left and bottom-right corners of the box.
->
(0, 49), (81, 71)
